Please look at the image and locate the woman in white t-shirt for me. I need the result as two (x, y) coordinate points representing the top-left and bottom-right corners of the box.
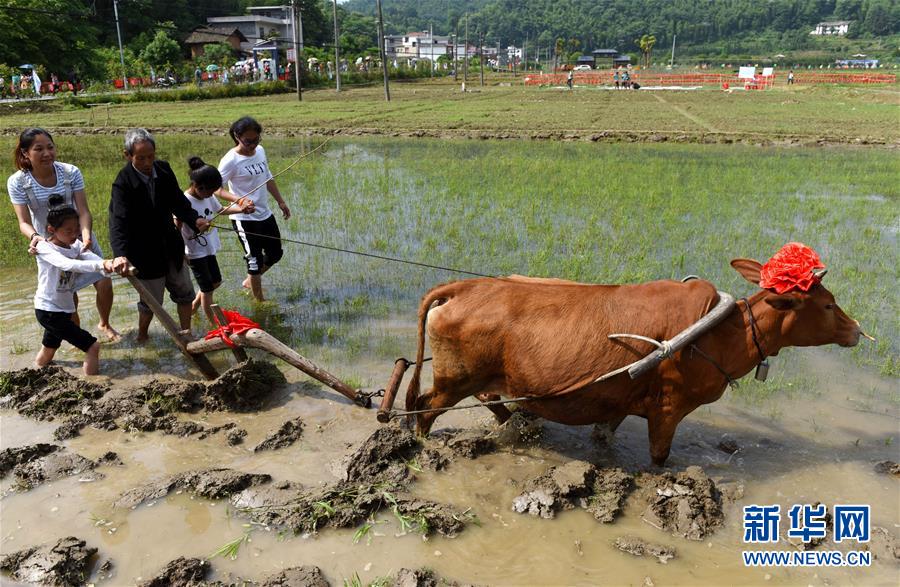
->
(217, 116), (291, 301)
(181, 156), (253, 324)
(7, 128), (119, 341)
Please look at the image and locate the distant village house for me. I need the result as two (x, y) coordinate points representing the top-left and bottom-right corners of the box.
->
(810, 21), (851, 35)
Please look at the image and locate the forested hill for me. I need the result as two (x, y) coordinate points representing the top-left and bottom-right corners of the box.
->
(344, 0), (899, 59)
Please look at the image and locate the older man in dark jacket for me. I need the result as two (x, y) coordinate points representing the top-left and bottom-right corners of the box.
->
(110, 128), (209, 343)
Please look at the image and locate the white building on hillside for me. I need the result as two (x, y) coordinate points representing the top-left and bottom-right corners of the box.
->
(810, 21), (851, 35)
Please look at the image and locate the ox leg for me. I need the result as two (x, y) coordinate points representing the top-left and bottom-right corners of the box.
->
(476, 393), (512, 425)
(414, 385), (471, 436)
(647, 412), (681, 467)
(592, 415), (627, 445)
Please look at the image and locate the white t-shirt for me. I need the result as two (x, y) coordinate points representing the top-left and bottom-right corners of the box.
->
(181, 191), (222, 259)
(218, 146), (274, 222)
(34, 240), (107, 313)
(7, 162), (85, 206)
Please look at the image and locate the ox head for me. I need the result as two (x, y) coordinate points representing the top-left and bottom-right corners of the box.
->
(731, 258), (863, 349)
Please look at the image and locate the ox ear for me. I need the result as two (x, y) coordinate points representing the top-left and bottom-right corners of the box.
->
(765, 293), (802, 311)
(730, 258), (762, 285)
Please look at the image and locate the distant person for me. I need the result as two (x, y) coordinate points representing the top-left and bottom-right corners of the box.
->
(180, 156), (252, 324)
(50, 73), (59, 94)
(11, 71), (20, 99)
(109, 128), (209, 343)
(33, 199), (119, 375)
(217, 116), (290, 302)
(567, 69), (574, 90)
(195, 66), (202, 86)
(8, 128), (120, 341)
(622, 69), (631, 89)
(68, 69), (78, 95)
(264, 61), (272, 80)
(787, 70), (795, 85)
(613, 69), (620, 89)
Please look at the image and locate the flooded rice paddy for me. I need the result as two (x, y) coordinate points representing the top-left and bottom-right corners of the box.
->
(1, 138), (898, 585)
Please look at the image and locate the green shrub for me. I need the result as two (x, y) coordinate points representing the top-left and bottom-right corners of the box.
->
(59, 81), (291, 108)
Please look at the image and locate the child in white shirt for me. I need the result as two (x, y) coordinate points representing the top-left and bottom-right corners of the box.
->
(34, 202), (114, 375)
(181, 156), (253, 324)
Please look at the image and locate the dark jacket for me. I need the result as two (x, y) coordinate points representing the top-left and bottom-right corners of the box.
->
(109, 160), (199, 279)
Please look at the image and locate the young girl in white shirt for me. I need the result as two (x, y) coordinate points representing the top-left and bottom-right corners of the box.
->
(181, 156), (253, 324)
(218, 116), (291, 301)
(34, 200), (115, 375)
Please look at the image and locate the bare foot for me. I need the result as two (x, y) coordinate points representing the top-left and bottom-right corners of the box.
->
(242, 276), (251, 289)
(98, 323), (121, 342)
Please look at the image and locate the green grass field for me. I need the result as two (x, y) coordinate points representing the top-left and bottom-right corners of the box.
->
(1, 78), (897, 143)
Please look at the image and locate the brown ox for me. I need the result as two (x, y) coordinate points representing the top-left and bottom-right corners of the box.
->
(405, 258), (862, 465)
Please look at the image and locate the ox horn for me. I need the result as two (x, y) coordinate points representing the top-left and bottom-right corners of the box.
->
(813, 268), (828, 280)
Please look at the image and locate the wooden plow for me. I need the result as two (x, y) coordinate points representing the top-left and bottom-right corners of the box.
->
(125, 272), (372, 408)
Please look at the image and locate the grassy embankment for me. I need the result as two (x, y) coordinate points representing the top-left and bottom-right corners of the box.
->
(0, 136), (896, 378)
(0, 78), (897, 144)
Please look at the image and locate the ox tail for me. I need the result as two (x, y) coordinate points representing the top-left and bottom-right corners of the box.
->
(405, 288), (447, 414)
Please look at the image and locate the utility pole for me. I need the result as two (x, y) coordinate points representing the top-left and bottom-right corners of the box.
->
(464, 13), (468, 83)
(429, 22), (434, 80)
(523, 38), (527, 72)
(112, 0), (128, 90)
(670, 33), (676, 69)
(332, 0), (341, 91)
(454, 20), (459, 81)
(376, 0), (390, 101)
(290, 0), (302, 101)
(479, 31), (484, 86)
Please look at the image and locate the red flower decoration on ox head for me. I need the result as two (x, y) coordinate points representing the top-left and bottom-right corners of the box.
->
(758, 242), (826, 294)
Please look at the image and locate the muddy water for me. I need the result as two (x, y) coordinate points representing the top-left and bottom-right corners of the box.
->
(2, 141), (899, 585)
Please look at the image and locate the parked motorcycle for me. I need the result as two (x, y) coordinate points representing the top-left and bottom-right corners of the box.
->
(156, 75), (178, 88)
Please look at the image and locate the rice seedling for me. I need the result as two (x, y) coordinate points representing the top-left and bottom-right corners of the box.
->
(209, 528), (253, 561)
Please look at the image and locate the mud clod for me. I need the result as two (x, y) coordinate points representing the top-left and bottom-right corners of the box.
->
(0, 536), (97, 586)
(261, 565), (330, 587)
(445, 430), (496, 459)
(639, 466), (724, 540)
(115, 468), (272, 509)
(393, 568), (438, 587)
(614, 536), (677, 564)
(586, 468), (635, 523)
(0, 366), (108, 421)
(138, 556), (209, 587)
(226, 428), (248, 445)
(204, 359), (287, 412)
(874, 460), (900, 477)
(494, 411), (543, 446)
(866, 526), (900, 562)
(0, 443), (59, 477)
(13, 450), (118, 490)
(341, 425), (419, 485)
(513, 461), (633, 522)
(716, 434), (740, 454)
(254, 417), (305, 452)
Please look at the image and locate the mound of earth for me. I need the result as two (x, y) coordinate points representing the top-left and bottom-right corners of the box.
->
(427, 428), (496, 459)
(12, 450), (120, 491)
(0, 360), (284, 441)
(874, 460), (900, 477)
(139, 557), (209, 587)
(0, 366), (108, 421)
(512, 461), (634, 522)
(261, 565), (330, 587)
(494, 411), (544, 446)
(233, 428), (473, 538)
(639, 466), (724, 540)
(0, 536), (97, 587)
(0, 443), (59, 477)
(393, 567), (473, 587)
(253, 417), (304, 452)
(115, 468), (271, 509)
(614, 536), (676, 564)
(204, 359), (286, 411)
